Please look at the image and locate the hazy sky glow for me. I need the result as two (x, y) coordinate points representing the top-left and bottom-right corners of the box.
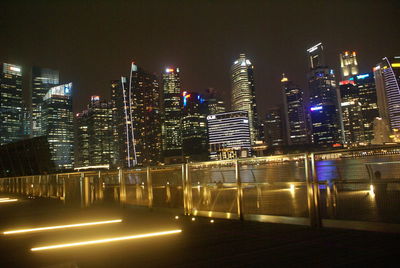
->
(1, 0), (399, 116)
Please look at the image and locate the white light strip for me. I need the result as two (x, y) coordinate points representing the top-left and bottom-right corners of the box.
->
(31, 229), (182, 251)
(4, 219), (122, 235)
(0, 198), (10, 200)
(0, 199), (18, 203)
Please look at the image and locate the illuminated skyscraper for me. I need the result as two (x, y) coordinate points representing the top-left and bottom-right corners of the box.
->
(339, 72), (379, 145)
(207, 111), (251, 160)
(281, 74), (308, 145)
(204, 88), (226, 115)
(75, 96), (114, 168)
(112, 63), (162, 167)
(162, 67), (182, 161)
(31, 67), (59, 137)
(307, 43), (343, 146)
(264, 107), (285, 148)
(231, 54), (259, 144)
(181, 91), (208, 161)
(42, 83), (74, 170)
(374, 57), (400, 131)
(340, 51), (359, 80)
(0, 63), (23, 145)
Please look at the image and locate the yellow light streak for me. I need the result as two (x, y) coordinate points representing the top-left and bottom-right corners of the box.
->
(0, 198), (11, 200)
(31, 229), (182, 251)
(4, 219), (122, 235)
(0, 199), (18, 203)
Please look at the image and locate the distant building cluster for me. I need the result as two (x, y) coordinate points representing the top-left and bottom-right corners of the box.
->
(1, 44), (400, 172)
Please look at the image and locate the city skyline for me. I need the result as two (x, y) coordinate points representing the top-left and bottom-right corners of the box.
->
(1, 1), (399, 117)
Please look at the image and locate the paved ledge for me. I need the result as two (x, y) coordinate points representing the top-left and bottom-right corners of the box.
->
(0, 196), (399, 267)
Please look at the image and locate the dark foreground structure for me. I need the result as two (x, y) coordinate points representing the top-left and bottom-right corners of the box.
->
(0, 196), (399, 267)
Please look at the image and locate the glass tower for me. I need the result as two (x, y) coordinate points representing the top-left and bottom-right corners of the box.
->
(42, 83), (74, 170)
(231, 54), (259, 144)
(162, 67), (182, 159)
(281, 74), (308, 145)
(264, 107), (285, 147)
(0, 63), (23, 145)
(75, 96), (114, 168)
(307, 43), (343, 146)
(181, 91), (208, 161)
(31, 67), (59, 137)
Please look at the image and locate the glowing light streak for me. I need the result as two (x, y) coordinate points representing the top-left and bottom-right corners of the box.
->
(3, 219), (122, 235)
(0, 199), (18, 203)
(31, 229), (182, 251)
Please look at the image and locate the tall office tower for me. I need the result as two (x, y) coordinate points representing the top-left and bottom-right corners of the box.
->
(374, 57), (400, 131)
(231, 54), (259, 144)
(21, 102), (31, 138)
(340, 51), (359, 80)
(281, 74), (309, 145)
(339, 72), (379, 145)
(31, 67), (59, 137)
(162, 67), (182, 161)
(264, 107), (285, 148)
(307, 43), (343, 147)
(207, 111), (251, 160)
(42, 83), (74, 170)
(204, 88), (226, 115)
(75, 110), (89, 168)
(0, 63), (23, 145)
(112, 63), (162, 167)
(181, 91), (208, 161)
(110, 78), (126, 167)
(75, 96), (114, 168)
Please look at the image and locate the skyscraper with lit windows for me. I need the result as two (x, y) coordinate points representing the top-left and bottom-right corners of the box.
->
(162, 67), (182, 162)
(340, 51), (359, 80)
(0, 63), (23, 145)
(231, 54), (259, 144)
(42, 83), (74, 170)
(281, 74), (308, 145)
(111, 63), (162, 167)
(374, 56), (400, 132)
(307, 43), (343, 146)
(31, 66), (59, 137)
(181, 91), (208, 161)
(75, 96), (114, 168)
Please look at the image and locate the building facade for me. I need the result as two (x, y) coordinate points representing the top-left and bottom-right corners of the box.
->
(281, 74), (309, 145)
(307, 43), (343, 147)
(264, 107), (285, 148)
(181, 91), (208, 161)
(207, 111), (251, 160)
(374, 56), (400, 131)
(340, 51), (359, 80)
(0, 63), (23, 145)
(111, 63), (162, 167)
(162, 67), (182, 160)
(31, 67), (59, 137)
(42, 83), (74, 170)
(339, 72), (379, 145)
(204, 88), (225, 115)
(75, 96), (114, 168)
(231, 54), (259, 144)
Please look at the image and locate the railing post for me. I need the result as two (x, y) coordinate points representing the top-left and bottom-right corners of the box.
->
(119, 169), (126, 203)
(182, 163), (192, 215)
(310, 153), (322, 228)
(147, 166), (153, 209)
(182, 164), (187, 214)
(235, 159), (243, 221)
(80, 172), (90, 208)
(305, 153), (315, 227)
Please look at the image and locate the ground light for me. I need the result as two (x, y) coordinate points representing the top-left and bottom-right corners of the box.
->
(31, 229), (182, 251)
(0, 199), (18, 203)
(3, 219), (122, 235)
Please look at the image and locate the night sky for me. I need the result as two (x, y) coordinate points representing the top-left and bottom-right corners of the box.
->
(1, 0), (399, 117)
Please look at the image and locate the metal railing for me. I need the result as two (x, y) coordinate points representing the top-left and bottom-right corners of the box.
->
(2, 147), (400, 232)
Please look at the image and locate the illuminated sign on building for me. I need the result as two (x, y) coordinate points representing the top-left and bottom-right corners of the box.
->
(307, 42), (322, 53)
(339, 80), (355, 86)
(356, 73), (370, 80)
(43, 83), (72, 101)
(310, 106), (323, 111)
